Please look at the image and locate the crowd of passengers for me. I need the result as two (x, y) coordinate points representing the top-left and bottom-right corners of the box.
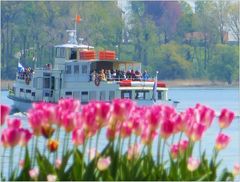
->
(90, 69), (149, 82)
(18, 67), (33, 80)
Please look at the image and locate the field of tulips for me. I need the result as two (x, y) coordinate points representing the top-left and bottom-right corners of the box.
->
(0, 98), (239, 181)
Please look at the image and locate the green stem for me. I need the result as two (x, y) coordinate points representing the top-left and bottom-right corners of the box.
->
(62, 132), (67, 158)
(88, 137), (92, 163)
(161, 140), (166, 164)
(31, 137), (35, 166)
(171, 134), (175, 145)
(82, 141), (87, 178)
(95, 128), (101, 158)
(157, 134), (162, 165)
(9, 148), (14, 180)
(65, 133), (70, 154)
(199, 140), (202, 158)
(32, 137), (38, 167)
(54, 127), (60, 161)
(1, 148), (6, 177)
(16, 147), (23, 176)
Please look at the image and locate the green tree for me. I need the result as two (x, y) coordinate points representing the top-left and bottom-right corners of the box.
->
(208, 44), (238, 84)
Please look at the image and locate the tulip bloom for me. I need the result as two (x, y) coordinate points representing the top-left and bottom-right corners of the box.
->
(160, 119), (174, 139)
(1, 128), (20, 148)
(7, 118), (22, 128)
(97, 157), (111, 171)
(170, 144), (179, 159)
(1, 104), (10, 125)
(233, 163), (240, 176)
(19, 159), (25, 168)
(19, 128), (32, 147)
(127, 143), (140, 160)
(72, 128), (85, 146)
(55, 158), (62, 169)
(47, 174), (57, 182)
(218, 109), (235, 129)
(187, 157), (200, 171)
(29, 168), (39, 180)
(215, 133), (230, 151)
(179, 139), (189, 153)
(47, 139), (59, 152)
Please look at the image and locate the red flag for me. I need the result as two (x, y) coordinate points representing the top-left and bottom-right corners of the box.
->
(75, 15), (81, 23)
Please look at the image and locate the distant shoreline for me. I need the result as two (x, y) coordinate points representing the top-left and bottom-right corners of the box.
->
(1, 79), (238, 91)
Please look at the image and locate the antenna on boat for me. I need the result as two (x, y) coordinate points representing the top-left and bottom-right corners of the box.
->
(67, 15), (81, 44)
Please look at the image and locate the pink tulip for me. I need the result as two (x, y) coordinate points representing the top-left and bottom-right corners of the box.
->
(1, 128), (20, 147)
(61, 112), (76, 132)
(55, 158), (62, 169)
(19, 128), (32, 146)
(145, 105), (162, 129)
(195, 104), (215, 127)
(141, 126), (157, 145)
(72, 128), (85, 146)
(160, 119), (174, 139)
(233, 163), (240, 176)
(215, 133), (230, 151)
(47, 174), (57, 182)
(187, 122), (206, 142)
(127, 143), (140, 160)
(187, 157), (200, 171)
(19, 159), (25, 168)
(1, 104), (10, 125)
(87, 148), (99, 161)
(170, 144), (179, 159)
(7, 118), (22, 128)
(106, 127), (116, 141)
(179, 139), (189, 153)
(97, 156), (111, 171)
(29, 167), (39, 180)
(111, 99), (135, 122)
(28, 109), (45, 135)
(120, 121), (132, 138)
(218, 109), (235, 129)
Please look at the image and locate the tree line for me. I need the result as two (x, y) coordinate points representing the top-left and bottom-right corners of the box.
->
(1, 1), (239, 84)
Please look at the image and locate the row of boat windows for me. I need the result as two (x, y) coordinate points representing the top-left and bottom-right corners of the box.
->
(65, 90), (115, 102)
(19, 88), (35, 96)
(65, 64), (88, 74)
(64, 90), (163, 100)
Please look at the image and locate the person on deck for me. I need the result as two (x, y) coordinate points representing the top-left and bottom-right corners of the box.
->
(142, 70), (149, 81)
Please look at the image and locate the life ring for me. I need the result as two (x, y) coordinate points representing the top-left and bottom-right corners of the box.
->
(94, 77), (100, 86)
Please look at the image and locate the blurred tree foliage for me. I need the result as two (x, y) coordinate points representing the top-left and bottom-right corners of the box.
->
(1, 1), (239, 84)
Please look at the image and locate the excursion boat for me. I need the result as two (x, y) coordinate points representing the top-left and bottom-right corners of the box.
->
(8, 24), (178, 111)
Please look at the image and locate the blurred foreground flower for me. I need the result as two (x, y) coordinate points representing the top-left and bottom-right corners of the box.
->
(47, 174), (57, 182)
(233, 163), (240, 176)
(218, 109), (235, 129)
(127, 143), (140, 160)
(55, 158), (62, 169)
(29, 167), (39, 180)
(215, 133), (230, 151)
(97, 156), (111, 171)
(187, 157), (200, 171)
(1, 104), (10, 125)
(47, 139), (59, 152)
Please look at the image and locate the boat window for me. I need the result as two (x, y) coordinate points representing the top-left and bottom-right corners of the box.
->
(82, 65), (88, 74)
(65, 65), (71, 74)
(55, 48), (61, 58)
(100, 91), (106, 100)
(43, 73), (50, 77)
(73, 91), (80, 99)
(20, 88), (24, 92)
(109, 91), (115, 100)
(43, 78), (50, 89)
(135, 90), (148, 100)
(33, 78), (37, 88)
(44, 92), (50, 97)
(121, 90), (132, 99)
(60, 48), (65, 58)
(70, 48), (77, 59)
(74, 65), (79, 74)
(32, 92), (35, 96)
(81, 91), (88, 103)
(158, 91), (163, 100)
(89, 91), (97, 100)
(26, 89), (31, 93)
(65, 91), (72, 96)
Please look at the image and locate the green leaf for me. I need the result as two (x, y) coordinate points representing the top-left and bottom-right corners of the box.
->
(56, 149), (72, 180)
(218, 168), (234, 181)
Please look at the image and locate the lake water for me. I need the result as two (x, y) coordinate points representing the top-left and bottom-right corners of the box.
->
(1, 88), (239, 180)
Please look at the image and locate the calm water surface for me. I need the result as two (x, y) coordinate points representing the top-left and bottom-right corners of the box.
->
(1, 88), (239, 180)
